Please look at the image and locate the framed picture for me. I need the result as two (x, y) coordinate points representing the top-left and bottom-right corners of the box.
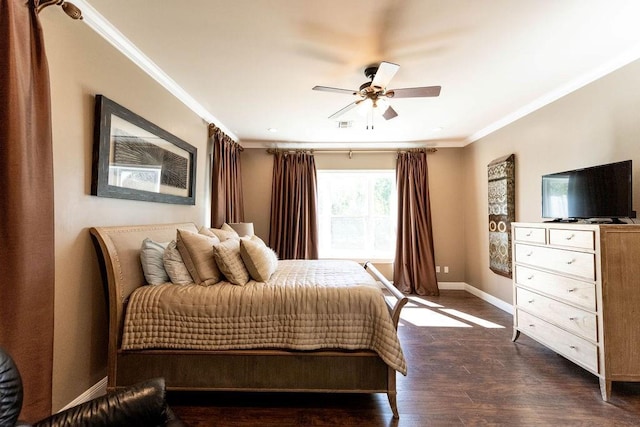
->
(91, 95), (197, 205)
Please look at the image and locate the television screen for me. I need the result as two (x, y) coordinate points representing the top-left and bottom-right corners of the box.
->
(541, 160), (633, 220)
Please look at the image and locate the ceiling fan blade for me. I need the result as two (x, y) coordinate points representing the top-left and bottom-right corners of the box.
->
(371, 61), (400, 90)
(328, 100), (360, 119)
(387, 86), (441, 98)
(382, 106), (398, 120)
(313, 86), (358, 95)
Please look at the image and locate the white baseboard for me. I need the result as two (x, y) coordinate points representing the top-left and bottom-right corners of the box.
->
(59, 376), (107, 412)
(437, 281), (466, 290)
(438, 281), (514, 315)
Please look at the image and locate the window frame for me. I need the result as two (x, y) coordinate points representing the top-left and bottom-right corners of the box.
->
(316, 169), (397, 262)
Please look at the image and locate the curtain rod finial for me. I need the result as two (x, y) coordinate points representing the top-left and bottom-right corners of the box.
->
(208, 123), (218, 138)
(36, 0), (83, 20)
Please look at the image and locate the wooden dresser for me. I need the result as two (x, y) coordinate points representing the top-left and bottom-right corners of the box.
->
(511, 222), (640, 400)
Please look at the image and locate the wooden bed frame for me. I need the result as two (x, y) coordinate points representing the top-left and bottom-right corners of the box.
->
(90, 223), (408, 418)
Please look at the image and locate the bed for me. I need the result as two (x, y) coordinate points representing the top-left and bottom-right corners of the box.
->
(90, 223), (409, 417)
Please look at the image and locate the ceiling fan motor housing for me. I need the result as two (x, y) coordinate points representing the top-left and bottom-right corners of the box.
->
(364, 65), (379, 80)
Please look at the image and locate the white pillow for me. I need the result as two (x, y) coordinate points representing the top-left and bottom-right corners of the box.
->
(140, 238), (170, 285)
(163, 240), (193, 285)
(240, 235), (278, 282)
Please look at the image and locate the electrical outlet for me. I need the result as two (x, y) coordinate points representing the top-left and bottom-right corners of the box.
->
(444, 266), (449, 273)
(436, 266), (441, 273)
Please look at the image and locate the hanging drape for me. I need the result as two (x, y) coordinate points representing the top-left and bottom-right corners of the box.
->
(0, 0), (55, 420)
(210, 126), (244, 228)
(269, 152), (318, 260)
(394, 150), (439, 295)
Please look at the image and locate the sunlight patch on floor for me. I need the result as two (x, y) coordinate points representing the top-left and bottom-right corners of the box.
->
(439, 308), (505, 329)
(399, 307), (471, 328)
(385, 296), (443, 309)
(392, 295), (507, 329)
(408, 296), (443, 308)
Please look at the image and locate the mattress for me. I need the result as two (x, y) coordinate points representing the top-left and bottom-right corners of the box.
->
(121, 259), (407, 374)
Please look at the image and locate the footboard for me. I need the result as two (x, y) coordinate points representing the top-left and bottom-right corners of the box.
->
(363, 262), (408, 329)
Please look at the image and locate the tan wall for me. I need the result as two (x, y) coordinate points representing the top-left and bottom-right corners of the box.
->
(240, 148), (466, 282)
(462, 58), (640, 304)
(41, 12), (209, 411)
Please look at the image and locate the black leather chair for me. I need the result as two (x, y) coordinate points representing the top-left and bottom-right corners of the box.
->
(0, 347), (185, 427)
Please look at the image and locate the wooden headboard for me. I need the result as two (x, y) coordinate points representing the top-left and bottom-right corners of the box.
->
(90, 223), (198, 351)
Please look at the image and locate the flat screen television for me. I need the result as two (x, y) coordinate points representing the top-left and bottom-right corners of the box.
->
(541, 160), (634, 221)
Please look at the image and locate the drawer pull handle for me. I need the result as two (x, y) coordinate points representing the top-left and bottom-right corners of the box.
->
(565, 234), (575, 240)
(569, 345), (577, 350)
(527, 275), (534, 280)
(529, 324), (535, 327)
(526, 251), (533, 257)
(569, 317), (577, 321)
(567, 288), (576, 293)
(525, 231), (533, 237)
(566, 259), (575, 265)
(528, 300), (534, 304)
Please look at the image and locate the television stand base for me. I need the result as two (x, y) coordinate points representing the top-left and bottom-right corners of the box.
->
(586, 218), (626, 224)
(544, 218), (578, 223)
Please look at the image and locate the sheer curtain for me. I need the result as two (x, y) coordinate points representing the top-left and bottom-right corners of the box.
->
(394, 150), (439, 295)
(210, 125), (244, 228)
(269, 152), (318, 259)
(0, 0), (55, 419)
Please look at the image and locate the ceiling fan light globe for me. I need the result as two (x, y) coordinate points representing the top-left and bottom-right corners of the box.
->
(377, 98), (389, 111)
(357, 98), (373, 116)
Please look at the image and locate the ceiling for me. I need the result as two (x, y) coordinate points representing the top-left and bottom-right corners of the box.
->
(81, 0), (640, 149)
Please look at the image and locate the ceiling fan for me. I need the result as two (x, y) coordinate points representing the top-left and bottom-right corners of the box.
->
(312, 61), (441, 122)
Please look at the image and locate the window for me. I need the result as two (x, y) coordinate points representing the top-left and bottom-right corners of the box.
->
(317, 170), (397, 260)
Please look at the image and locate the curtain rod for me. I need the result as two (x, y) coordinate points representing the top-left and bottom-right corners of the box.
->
(208, 123), (244, 150)
(266, 148), (437, 156)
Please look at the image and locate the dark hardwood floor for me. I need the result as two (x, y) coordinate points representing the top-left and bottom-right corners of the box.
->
(167, 290), (640, 426)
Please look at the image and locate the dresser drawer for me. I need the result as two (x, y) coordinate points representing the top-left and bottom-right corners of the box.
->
(514, 244), (595, 280)
(514, 265), (596, 311)
(517, 310), (598, 373)
(516, 287), (597, 341)
(549, 228), (595, 250)
(514, 226), (546, 244)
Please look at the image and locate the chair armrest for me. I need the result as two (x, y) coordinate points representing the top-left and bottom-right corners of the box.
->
(33, 378), (180, 427)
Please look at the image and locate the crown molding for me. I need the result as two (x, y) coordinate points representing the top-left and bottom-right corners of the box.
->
(70, 0), (238, 141)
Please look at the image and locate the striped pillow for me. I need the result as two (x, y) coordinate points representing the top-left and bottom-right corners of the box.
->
(176, 229), (221, 286)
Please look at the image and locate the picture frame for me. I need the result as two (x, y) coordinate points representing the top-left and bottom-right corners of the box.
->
(91, 95), (197, 205)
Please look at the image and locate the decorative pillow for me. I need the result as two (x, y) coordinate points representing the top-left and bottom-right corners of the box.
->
(176, 229), (222, 286)
(163, 241), (193, 285)
(240, 235), (278, 282)
(202, 224), (239, 241)
(212, 238), (250, 286)
(227, 222), (254, 237)
(140, 238), (170, 285)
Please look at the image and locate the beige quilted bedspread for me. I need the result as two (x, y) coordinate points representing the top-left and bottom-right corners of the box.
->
(122, 260), (407, 374)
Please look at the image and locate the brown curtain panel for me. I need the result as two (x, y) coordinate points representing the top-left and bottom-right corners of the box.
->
(394, 151), (439, 296)
(0, 0), (55, 420)
(210, 127), (244, 228)
(269, 152), (318, 260)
